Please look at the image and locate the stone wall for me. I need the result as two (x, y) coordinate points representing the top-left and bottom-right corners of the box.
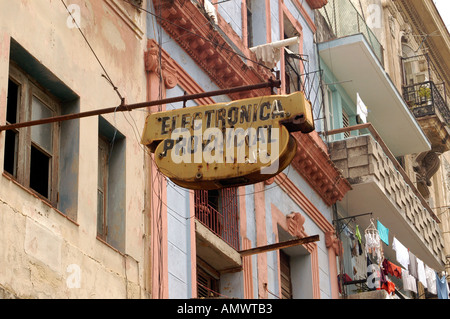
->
(330, 135), (445, 264)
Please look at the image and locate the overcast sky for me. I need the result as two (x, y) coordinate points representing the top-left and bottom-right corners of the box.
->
(433, 0), (450, 28)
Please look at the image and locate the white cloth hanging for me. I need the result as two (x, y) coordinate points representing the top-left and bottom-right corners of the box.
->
(417, 258), (427, 289)
(392, 237), (410, 269)
(252, 44), (281, 69)
(425, 264), (437, 295)
(402, 268), (417, 294)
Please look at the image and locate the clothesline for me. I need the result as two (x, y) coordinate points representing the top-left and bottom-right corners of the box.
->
(340, 217), (448, 299)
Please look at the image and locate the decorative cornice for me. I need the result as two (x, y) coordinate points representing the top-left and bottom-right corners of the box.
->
(286, 212), (306, 238)
(397, 0), (450, 88)
(152, 0), (274, 100)
(305, 0), (328, 10)
(145, 39), (215, 106)
(325, 230), (343, 256)
(290, 131), (352, 206)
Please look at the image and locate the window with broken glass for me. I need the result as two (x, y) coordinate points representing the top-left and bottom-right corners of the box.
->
(4, 63), (60, 205)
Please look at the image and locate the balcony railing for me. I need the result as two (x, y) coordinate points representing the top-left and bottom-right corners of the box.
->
(194, 188), (240, 251)
(403, 81), (450, 125)
(325, 123), (446, 267)
(318, 0), (384, 67)
(325, 123), (440, 224)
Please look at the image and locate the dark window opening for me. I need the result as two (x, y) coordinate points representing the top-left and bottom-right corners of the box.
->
(283, 29), (301, 94)
(280, 250), (293, 299)
(4, 131), (18, 176)
(197, 265), (220, 298)
(30, 145), (50, 198)
(342, 109), (350, 138)
(4, 79), (19, 176)
(6, 79), (18, 124)
(246, 0), (253, 48)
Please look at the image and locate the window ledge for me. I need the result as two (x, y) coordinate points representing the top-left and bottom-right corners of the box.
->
(96, 236), (125, 256)
(2, 172), (79, 226)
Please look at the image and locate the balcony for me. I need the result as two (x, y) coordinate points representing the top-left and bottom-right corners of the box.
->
(318, 0), (384, 67)
(403, 80), (450, 153)
(194, 189), (242, 272)
(317, 1), (431, 157)
(326, 124), (446, 271)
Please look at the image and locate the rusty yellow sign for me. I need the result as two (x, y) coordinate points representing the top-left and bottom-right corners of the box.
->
(141, 91), (314, 190)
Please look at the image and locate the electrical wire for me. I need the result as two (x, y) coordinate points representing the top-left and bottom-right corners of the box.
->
(106, 0), (341, 298)
(60, 0), (124, 103)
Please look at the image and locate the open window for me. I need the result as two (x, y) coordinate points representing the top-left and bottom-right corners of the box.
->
(5, 64), (60, 203)
(282, 14), (302, 94)
(4, 39), (80, 219)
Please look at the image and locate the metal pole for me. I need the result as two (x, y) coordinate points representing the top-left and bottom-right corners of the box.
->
(0, 79), (281, 132)
(333, 212), (373, 223)
(238, 235), (320, 257)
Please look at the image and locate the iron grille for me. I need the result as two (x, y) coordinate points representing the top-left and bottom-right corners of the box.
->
(194, 188), (240, 250)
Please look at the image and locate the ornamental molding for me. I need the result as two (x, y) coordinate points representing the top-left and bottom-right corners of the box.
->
(286, 212), (306, 238)
(152, 0), (273, 100)
(414, 150), (441, 199)
(396, 0), (450, 87)
(145, 39), (215, 106)
(145, 40), (178, 89)
(305, 0), (328, 10)
(290, 131), (352, 206)
(325, 230), (343, 256)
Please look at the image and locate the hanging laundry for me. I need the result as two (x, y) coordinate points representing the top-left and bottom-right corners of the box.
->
(402, 269), (417, 294)
(381, 280), (396, 295)
(351, 239), (357, 257)
(355, 225), (362, 244)
(392, 237), (409, 269)
(382, 259), (402, 279)
(436, 272), (449, 299)
(252, 43), (281, 69)
(408, 251), (418, 280)
(416, 258), (427, 289)
(355, 225), (363, 255)
(425, 265), (437, 295)
(377, 220), (389, 246)
(342, 224), (355, 240)
(365, 219), (383, 265)
(337, 273), (353, 294)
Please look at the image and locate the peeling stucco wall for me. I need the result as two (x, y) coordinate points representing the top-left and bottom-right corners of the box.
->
(0, 0), (149, 298)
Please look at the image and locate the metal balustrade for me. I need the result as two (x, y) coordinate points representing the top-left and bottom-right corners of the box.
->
(318, 0), (385, 67)
(194, 188), (240, 250)
(403, 81), (450, 125)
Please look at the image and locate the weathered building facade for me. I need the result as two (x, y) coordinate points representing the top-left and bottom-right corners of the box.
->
(0, 0), (151, 298)
(146, 0), (349, 299)
(0, 0), (448, 300)
(316, 0), (449, 298)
